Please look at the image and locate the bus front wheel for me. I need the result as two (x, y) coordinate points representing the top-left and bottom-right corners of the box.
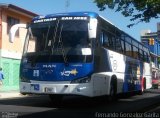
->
(108, 77), (117, 101)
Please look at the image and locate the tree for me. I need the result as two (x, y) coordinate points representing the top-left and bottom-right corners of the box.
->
(94, 0), (160, 27)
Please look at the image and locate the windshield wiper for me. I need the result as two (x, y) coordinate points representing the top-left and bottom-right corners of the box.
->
(44, 25), (51, 50)
(49, 19), (68, 65)
(58, 24), (68, 65)
(51, 19), (60, 54)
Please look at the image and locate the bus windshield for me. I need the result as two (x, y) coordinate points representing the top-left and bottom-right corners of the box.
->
(25, 20), (91, 56)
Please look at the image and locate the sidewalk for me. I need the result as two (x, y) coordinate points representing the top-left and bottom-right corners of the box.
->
(0, 91), (26, 99)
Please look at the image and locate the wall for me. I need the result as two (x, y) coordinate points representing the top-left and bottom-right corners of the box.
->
(1, 9), (29, 59)
(0, 58), (20, 91)
(0, 8), (32, 91)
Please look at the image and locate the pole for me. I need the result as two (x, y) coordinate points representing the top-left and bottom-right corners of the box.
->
(65, 0), (70, 12)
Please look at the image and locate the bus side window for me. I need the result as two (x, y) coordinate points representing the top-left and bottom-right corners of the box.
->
(121, 40), (125, 54)
(125, 42), (132, 57)
(148, 53), (151, 63)
(115, 38), (122, 53)
(108, 34), (116, 50)
(144, 51), (150, 62)
(133, 46), (139, 59)
(100, 32), (104, 46)
(100, 30), (116, 51)
(103, 33), (110, 48)
(139, 49), (144, 61)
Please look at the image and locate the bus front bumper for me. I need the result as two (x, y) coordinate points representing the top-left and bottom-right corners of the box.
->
(20, 82), (94, 97)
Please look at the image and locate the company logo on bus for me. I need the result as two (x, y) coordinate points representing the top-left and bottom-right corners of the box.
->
(61, 69), (78, 76)
(42, 64), (56, 68)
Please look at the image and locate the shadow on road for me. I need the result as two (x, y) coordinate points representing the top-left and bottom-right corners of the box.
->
(0, 95), (116, 108)
(0, 89), (160, 118)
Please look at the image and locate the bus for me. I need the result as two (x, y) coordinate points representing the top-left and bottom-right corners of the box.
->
(9, 12), (152, 102)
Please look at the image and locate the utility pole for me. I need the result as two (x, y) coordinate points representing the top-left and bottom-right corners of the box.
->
(65, 0), (70, 12)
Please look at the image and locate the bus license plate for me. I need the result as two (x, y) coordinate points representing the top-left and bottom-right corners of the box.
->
(31, 84), (39, 91)
(44, 87), (56, 93)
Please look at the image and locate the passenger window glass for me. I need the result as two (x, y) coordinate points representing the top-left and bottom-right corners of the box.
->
(139, 49), (144, 60)
(125, 42), (132, 57)
(121, 40), (125, 53)
(103, 33), (109, 48)
(133, 46), (139, 59)
(115, 38), (122, 53)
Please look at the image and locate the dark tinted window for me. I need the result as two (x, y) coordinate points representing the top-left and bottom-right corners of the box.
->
(125, 42), (132, 57)
(133, 46), (139, 59)
(7, 16), (20, 36)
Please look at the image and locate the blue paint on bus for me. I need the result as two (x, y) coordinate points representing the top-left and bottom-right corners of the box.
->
(21, 63), (93, 81)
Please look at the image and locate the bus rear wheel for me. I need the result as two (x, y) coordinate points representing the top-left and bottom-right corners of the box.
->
(138, 78), (146, 95)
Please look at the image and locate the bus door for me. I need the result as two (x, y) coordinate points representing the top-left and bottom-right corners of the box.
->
(124, 58), (141, 92)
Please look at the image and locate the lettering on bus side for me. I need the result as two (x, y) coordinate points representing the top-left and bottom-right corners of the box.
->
(113, 60), (117, 70)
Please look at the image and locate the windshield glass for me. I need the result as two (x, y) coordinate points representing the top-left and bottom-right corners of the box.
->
(25, 20), (91, 55)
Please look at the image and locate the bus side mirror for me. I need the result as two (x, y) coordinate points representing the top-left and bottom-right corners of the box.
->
(88, 18), (97, 39)
(9, 24), (26, 43)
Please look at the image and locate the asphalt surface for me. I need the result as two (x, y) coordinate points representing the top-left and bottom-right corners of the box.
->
(0, 89), (160, 118)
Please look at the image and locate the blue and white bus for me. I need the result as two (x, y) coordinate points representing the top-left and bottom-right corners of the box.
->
(9, 12), (152, 102)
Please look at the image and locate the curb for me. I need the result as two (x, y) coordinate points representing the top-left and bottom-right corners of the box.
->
(0, 92), (27, 99)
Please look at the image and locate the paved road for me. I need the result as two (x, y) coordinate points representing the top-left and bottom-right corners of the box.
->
(0, 89), (160, 118)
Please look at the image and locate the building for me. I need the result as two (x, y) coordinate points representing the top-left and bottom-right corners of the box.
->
(0, 4), (37, 91)
(141, 23), (160, 80)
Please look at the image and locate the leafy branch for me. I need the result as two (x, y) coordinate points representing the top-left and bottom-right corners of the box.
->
(94, 0), (160, 27)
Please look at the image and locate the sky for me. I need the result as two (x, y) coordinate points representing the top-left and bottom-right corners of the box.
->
(0, 0), (159, 41)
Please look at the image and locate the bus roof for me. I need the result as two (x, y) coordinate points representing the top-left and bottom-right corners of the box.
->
(32, 11), (99, 21)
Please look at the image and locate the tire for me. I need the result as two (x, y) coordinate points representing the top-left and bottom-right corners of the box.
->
(49, 94), (63, 105)
(138, 78), (146, 95)
(108, 77), (117, 101)
(143, 78), (146, 90)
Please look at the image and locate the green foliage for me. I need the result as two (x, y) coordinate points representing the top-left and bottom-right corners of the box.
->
(94, 0), (160, 27)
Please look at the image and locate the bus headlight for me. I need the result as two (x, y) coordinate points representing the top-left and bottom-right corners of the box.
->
(71, 77), (91, 83)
